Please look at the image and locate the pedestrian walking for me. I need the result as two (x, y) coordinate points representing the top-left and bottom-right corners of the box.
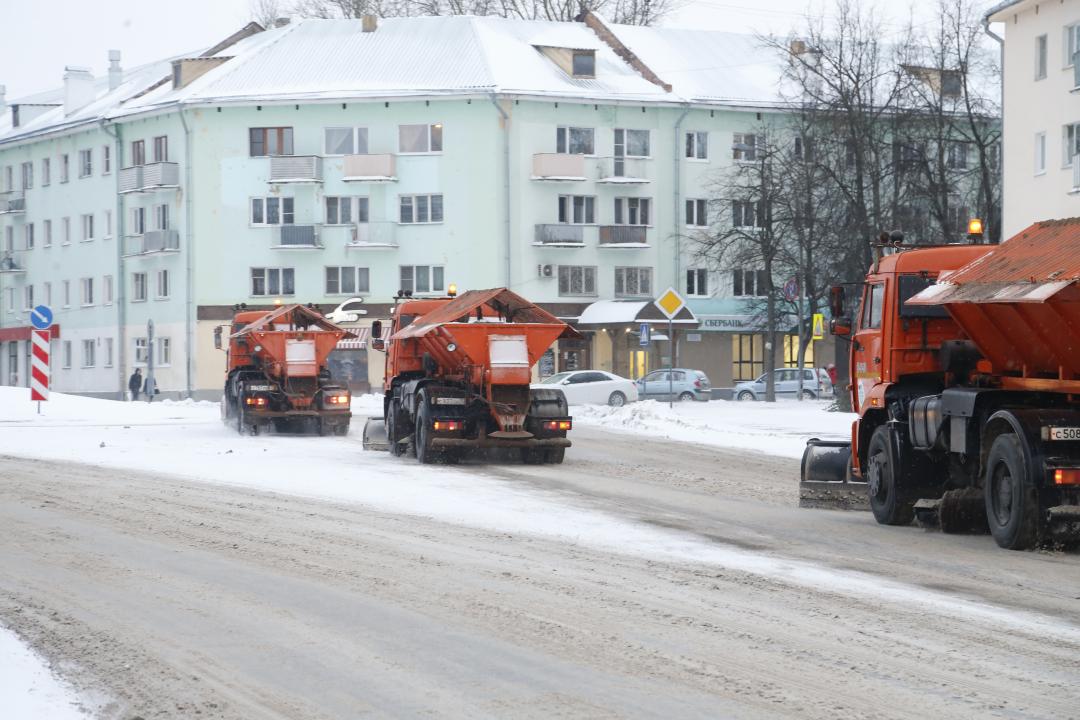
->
(128, 368), (143, 401)
(143, 375), (158, 403)
(826, 363), (838, 387)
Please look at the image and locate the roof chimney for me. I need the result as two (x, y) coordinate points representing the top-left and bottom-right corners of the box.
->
(108, 50), (123, 91)
(274, 17), (291, 28)
(63, 66), (95, 115)
(362, 14), (378, 32)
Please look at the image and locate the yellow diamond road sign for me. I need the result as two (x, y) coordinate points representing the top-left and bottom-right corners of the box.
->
(655, 288), (686, 320)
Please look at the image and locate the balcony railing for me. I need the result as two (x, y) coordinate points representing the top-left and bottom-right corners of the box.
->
(118, 166), (142, 193)
(124, 230), (180, 256)
(599, 225), (648, 246)
(531, 153), (587, 181)
(348, 222), (397, 248)
(0, 191), (26, 214)
(534, 224), (585, 246)
(270, 156), (323, 183)
(275, 224), (321, 248)
(0, 252), (26, 273)
(595, 157), (650, 183)
(342, 154), (397, 181)
(142, 162), (180, 190)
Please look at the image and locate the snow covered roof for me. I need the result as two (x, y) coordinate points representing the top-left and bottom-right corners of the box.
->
(577, 300), (697, 325)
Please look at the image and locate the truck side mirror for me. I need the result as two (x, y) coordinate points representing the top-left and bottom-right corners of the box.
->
(829, 285), (845, 318)
(370, 320), (385, 351)
(213, 326), (223, 350)
(831, 317), (852, 337)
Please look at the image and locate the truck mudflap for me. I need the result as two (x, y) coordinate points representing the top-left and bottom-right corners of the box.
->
(362, 416), (390, 452)
(799, 438), (869, 510)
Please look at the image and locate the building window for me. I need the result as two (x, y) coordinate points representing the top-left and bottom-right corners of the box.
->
(399, 265), (444, 294)
(732, 200), (761, 229)
(326, 196), (370, 225)
(946, 141), (968, 170)
(79, 149), (93, 177)
(157, 337), (171, 366)
(250, 197), (295, 226)
(732, 334), (764, 381)
(733, 133), (758, 162)
(324, 127), (368, 155)
(152, 136), (168, 163)
(104, 338), (114, 368)
(733, 269), (769, 297)
(686, 198), (708, 227)
(250, 267), (295, 296)
(43, 220), (52, 247)
(1035, 34), (1048, 80)
(82, 339), (95, 368)
(62, 341), (72, 369)
(945, 197), (968, 237)
(685, 131), (708, 160)
(794, 136), (813, 161)
(103, 145), (111, 174)
(62, 217), (71, 244)
(572, 50), (596, 77)
(60, 154), (70, 183)
(24, 223), (34, 250)
(104, 275), (113, 304)
(131, 139), (146, 166)
(134, 337), (148, 365)
(325, 266), (370, 295)
(248, 127), (294, 157)
(154, 204), (169, 231)
(62, 280), (71, 308)
(556, 126), (595, 155)
(1035, 131), (1047, 174)
(558, 195), (595, 224)
(3, 227), (10, 252)
(82, 214), (94, 242)
(156, 269), (170, 299)
(43, 282), (51, 306)
(105, 210), (112, 238)
(614, 267), (652, 297)
(131, 207), (145, 235)
(81, 277), (94, 306)
(41, 158), (50, 186)
(557, 265), (596, 296)
(614, 128), (650, 157)
(398, 123), (443, 153)
(4, 288), (13, 315)
(686, 268), (708, 297)
(614, 197), (650, 225)
(132, 272), (147, 302)
(23, 285), (33, 311)
(1064, 123), (1080, 167)
(21, 161), (33, 189)
(1066, 23), (1080, 68)
(399, 194), (443, 224)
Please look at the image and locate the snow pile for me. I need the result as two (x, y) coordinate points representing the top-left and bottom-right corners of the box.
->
(0, 627), (88, 719)
(573, 399), (854, 459)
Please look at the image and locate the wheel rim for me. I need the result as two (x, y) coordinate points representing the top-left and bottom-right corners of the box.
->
(868, 448), (888, 501)
(611, 393), (624, 407)
(990, 461), (1013, 526)
(739, 392), (752, 401)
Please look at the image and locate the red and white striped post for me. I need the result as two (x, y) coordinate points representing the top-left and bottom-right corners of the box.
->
(30, 328), (50, 409)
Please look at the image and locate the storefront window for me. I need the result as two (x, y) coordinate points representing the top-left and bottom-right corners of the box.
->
(783, 335), (815, 368)
(732, 333), (764, 381)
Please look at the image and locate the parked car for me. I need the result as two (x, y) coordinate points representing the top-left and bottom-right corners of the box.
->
(636, 368), (711, 402)
(534, 370), (640, 407)
(734, 367), (826, 401)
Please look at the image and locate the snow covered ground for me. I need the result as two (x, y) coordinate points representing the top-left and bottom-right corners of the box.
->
(0, 626), (89, 719)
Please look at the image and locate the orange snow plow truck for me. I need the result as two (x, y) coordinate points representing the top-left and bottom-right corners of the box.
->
(216, 303), (354, 436)
(362, 287), (580, 464)
(801, 219), (1080, 549)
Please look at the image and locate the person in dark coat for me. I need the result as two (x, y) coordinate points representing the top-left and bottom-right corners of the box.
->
(143, 375), (158, 403)
(128, 368), (142, 401)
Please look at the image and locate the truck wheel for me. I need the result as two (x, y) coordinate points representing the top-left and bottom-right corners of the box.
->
(866, 425), (914, 526)
(237, 404), (246, 435)
(521, 449), (544, 464)
(415, 403), (438, 464)
(984, 433), (1041, 550)
(388, 401), (405, 457)
(545, 447), (565, 464)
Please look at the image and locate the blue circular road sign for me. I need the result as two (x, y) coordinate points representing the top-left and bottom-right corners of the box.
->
(31, 305), (54, 330)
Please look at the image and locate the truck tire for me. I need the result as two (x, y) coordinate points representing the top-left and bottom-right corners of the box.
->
(545, 447), (565, 464)
(388, 400), (406, 457)
(237, 404), (246, 435)
(415, 402), (438, 464)
(866, 425), (915, 526)
(984, 433), (1041, 550)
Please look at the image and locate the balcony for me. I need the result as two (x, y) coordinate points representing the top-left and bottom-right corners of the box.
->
(347, 222), (398, 248)
(118, 166), (142, 193)
(599, 225), (648, 247)
(124, 230), (180, 256)
(595, 157), (650, 184)
(342, 154), (397, 182)
(534, 224), (585, 247)
(119, 163), (179, 193)
(270, 156), (323, 183)
(274, 224), (321, 249)
(0, 252), (26, 274)
(531, 153), (587, 181)
(0, 191), (26, 215)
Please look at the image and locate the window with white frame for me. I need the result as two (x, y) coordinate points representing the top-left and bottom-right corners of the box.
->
(558, 195), (595, 224)
(1035, 131), (1047, 174)
(945, 196), (968, 236)
(1064, 123), (1080, 166)
(60, 154), (69, 183)
(248, 127), (293, 157)
(399, 194), (443, 224)
(79, 149), (93, 177)
(24, 223), (34, 250)
(614, 128), (650, 157)
(134, 337), (148, 365)
(733, 133), (759, 162)
(250, 267), (295, 296)
(43, 220), (52, 247)
(326, 196), (370, 225)
(156, 269), (170, 299)
(103, 145), (111, 174)
(104, 210), (112, 238)
(21, 161), (33, 189)
(62, 217), (71, 244)
(614, 197), (650, 225)
(1035, 34), (1048, 80)
(62, 280), (71, 308)
(399, 123), (443, 153)
(104, 275), (113, 304)
(557, 265), (597, 296)
(324, 127), (369, 155)
(946, 141), (969, 170)
(686, 268), (708, 297)
(152, 136), (168, 163)
(1065, 23), (1080, 68)
(250, 197), (295, 226)
(43, 282), (51, 306)
(23, 284), (33, 311)
(41, 158), (50, 186)
(3, 227), (11, 252)
(104, 338), (114, 367)
(733, 269), (770, 297)
(131, 140), (146, 166)
(572, 50), (596, 77)
(81, 213), (94, 241)
(685, 198), (708, 227)
(4, 287), (13, 314)
(81, 277), (94, 306)
(2, 165), (10, 191)
(157, 337), (171, 366)
(614, 267), (652, 297)
(62, 341), (72, 369)
(325, 266), (371, 295)
(82, 339), (95, 368)
(399, 265), (444, 294)
(732, 200), (761, 229)
(132, 272), (147, 302)
(685, 131), (708, 160)
(131, 207), (145, 235)
(556, 126), (595, 155)
(154, 204), (169, 231)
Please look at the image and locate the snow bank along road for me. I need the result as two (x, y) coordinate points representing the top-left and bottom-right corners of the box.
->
(0, 393), (1079, 718)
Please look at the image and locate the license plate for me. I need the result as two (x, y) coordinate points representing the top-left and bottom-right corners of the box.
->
(433, 397), (466, 406)
(1048, 427), (1080, 441)
(247, 384), (273, 392)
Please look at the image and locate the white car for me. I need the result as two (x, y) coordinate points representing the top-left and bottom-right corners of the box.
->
(533, 370), (639, 407)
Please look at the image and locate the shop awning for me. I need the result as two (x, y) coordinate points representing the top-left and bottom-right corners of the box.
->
(0, 325), (62, 341)
(335, 328), (370, 350)
(576, 300), (697, 326)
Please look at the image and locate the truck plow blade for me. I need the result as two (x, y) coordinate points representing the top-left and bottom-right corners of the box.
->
(799, 439), (869, 511)
(362, 417), (390, 452)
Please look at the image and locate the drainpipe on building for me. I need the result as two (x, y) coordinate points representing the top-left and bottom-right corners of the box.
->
(100, 118), (127, 400)
(179, 108), (194, 398)
(488, 94), (512, 286)
(672, 104), (690, 367)
(983, 16), (1004, 243)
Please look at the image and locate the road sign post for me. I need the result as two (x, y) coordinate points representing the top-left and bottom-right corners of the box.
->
(654, 288), (687, 409)
(30, 305), (54, 413)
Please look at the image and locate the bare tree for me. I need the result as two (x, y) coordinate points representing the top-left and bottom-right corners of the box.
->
(251, 0), (287, 27)
(290, 0), (679, 24)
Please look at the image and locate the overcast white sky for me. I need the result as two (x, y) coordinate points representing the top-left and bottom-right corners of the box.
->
(1, 0), (969, 100)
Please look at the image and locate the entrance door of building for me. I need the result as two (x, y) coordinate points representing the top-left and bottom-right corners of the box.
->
(627, 350), (648, 380)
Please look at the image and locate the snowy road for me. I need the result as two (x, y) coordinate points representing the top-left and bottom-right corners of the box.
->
(1, 422), (1079, 719)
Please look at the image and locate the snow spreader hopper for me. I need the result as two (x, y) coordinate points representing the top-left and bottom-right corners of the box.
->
(801, 220), (1080, 549)
(217, 303), (354, 436)
(362, 287), (580, 463)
